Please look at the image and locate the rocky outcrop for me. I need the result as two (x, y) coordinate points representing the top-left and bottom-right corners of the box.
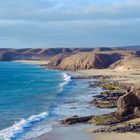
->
(61, 112), (135, 126)
(91, 91), (124, 108)
(117, 86), (140, 116)
(61, 115), (94, 125)
(92, 123), (140, 133)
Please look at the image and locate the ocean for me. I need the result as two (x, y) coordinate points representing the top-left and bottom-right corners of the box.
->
(0, 62), (115, 140)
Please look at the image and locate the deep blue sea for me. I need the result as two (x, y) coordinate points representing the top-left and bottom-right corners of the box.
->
(0, 62), (115, 140)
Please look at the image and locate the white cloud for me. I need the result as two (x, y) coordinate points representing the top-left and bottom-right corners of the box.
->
(0, 0), (139, 48)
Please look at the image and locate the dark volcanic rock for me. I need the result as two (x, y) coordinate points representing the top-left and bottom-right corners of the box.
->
(91, 92), (124, 108)
(61, 112), (135, 126)
(61, 115), (94, 125)
(89, 112), (135, 125)
(92, 123), (140, 133)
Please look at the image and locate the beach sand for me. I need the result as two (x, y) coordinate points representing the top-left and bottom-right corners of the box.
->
(78, 69), (140, 85)
(33, 124), (95, 140)
(91, 132), (140, 140)
(34, 126), (140, 140)
(14, 60), (49, 65)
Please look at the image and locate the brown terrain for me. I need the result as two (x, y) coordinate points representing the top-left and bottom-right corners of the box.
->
(0, 46), (140, 139)
(1, 47), (139, 72)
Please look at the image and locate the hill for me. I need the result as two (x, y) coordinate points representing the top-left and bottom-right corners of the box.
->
(0, 47), (139, 71)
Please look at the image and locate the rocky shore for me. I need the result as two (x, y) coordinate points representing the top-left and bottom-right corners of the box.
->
(61, 74), (140, 133)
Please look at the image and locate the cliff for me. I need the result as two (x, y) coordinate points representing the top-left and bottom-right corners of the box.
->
(0, 47), (139, 72)
(47, 50), (140, 71)
(48, 52), (122, 70)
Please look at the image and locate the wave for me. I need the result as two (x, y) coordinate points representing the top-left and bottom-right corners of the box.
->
(0, 112), (50, 140)
(59, 73), (71, 88)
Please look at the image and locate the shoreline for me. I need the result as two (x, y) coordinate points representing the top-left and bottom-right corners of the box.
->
(32, 124), (96, 140)
(12, 60), (140, 140)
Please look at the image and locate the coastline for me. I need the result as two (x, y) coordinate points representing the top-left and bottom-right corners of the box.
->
(77, 69), (140, 140)
(13, 60), (140, 140)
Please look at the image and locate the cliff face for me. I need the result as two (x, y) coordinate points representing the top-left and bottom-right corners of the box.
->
(42, 48), (140, 71)
(55, 52), (122, 70)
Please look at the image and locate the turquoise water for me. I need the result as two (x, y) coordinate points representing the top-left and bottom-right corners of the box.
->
(0, 62), (115, 140)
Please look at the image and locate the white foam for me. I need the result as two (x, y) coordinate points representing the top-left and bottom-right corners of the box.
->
(59, 73), (71, 88)
(0, 112), (49, 140)
(63, 73), (71, 83)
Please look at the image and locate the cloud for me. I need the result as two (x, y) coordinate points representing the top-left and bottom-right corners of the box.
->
(0, 0), (139, 48)
(0, 0), (139, 22)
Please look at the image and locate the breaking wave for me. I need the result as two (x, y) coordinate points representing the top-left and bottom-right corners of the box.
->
(0, 112), (49, 140)
(59, 73), (71, 88)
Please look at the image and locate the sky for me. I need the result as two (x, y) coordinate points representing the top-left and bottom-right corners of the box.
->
(0, 0), (140, 48)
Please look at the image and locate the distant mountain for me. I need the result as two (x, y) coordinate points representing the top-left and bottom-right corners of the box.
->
(0, 47), (127, 61)
(0, 47), (139, 71)
(121, 45), (140, 50)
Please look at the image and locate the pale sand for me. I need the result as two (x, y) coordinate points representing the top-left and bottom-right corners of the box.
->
(91, 132), (140, 140)
(78, 69), (140, 85)
(87, 118), (140, 140)
(33, 124), (95, 140)
(14, 60), (49, 65)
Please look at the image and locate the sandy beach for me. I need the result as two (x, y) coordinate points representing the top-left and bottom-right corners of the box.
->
(78, 69), (140, 85)
(34, 125), (140, 140)
(33, 124), (95, 140)
(91, 132), (140, 140)
(14, 60), (49, 65)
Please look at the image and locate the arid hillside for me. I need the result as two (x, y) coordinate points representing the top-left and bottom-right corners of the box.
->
(110, 51), (140, 70)
(0, 47), (139, 71)
(47, 49), (140, 71)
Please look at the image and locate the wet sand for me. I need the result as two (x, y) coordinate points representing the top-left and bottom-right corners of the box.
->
(33, 124), (95, 140)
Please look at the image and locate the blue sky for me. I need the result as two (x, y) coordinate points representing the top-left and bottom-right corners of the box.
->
(0, 0), (140, 48)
